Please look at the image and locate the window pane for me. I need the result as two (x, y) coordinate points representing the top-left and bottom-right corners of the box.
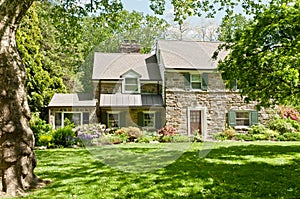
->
(108, 113), (119, 128)
(83, 113), (89, 124)
(125, 85), (138, 91)
(125, 78), (138, 84)
(144, 113), (155, 128)
(64, 113), (81, 126)
(55, 113), (62, 128)
(191, 83), (201, 89)
(191, 74), (201, 82)
(236, 112), (249, 126)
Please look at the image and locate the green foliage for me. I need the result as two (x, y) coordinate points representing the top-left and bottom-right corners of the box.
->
(216, 2), (300, 107)
(218, 14), (248, 42)
(38, 135), (54, 147)
(248, 124), (266, 135)
(16, 3), (67, 119)
(52, 126), (76, 147)
(29, 113), (54, 146)
(116, 127), (142, 142)
(267, 117), (295, 134)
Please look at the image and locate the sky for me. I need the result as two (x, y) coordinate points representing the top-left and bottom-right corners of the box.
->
(121, 0), (227, 25)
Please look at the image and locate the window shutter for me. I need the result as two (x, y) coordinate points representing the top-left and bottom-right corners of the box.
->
(155, 112), (161, 129)
(250, 111), (259, 126)
(201, 73), (208, 91)
(138, 112), (144, 127)
(101, 111), (107, 127)
(120, 112), (126, 127)
(228, 111), (236, 127)
(184, 73), (190, 90)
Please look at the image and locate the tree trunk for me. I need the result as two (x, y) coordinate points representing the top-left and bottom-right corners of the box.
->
(0, 0), (41, 196)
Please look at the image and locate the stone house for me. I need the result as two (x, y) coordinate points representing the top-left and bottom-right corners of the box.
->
(48, 40), (265, 139)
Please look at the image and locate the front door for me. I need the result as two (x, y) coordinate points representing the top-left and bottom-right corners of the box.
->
(190, 110), (202, 135)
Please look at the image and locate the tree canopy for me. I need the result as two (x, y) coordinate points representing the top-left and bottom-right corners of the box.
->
(216, 1), (300, 107)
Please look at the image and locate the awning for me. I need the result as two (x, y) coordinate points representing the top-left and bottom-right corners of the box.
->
(100, 94), (163, 107)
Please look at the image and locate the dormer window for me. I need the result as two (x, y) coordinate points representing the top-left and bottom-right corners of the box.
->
(121, 69), (141, 93)
(124, 77), (139, 93)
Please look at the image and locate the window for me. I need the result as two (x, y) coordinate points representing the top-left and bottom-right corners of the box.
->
(236, 112), (249, 126)
(184, 73), (208, 91)
(83, 112), (89, 124)
(124, 78), (139, 93)
(64, 113), (81, 126)
(228, 110), (258, 128)
(191, 74), (201, 89)
(108, 112), (120, 128)
(55, 113), (62, 128)
(143, 112), (155, 128)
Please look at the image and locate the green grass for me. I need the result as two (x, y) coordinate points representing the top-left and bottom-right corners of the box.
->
(18, 142), (300, 199)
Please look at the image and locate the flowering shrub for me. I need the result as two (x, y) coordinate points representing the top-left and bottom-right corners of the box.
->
(158, 126), (177, 136)
(278, 106), (299, 121)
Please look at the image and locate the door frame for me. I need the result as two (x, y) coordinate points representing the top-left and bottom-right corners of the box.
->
(187, 107), (207, 139)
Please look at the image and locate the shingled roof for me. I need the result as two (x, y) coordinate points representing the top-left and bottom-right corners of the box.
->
(92, 53), (161, 80)
(157, 40), (228, 70)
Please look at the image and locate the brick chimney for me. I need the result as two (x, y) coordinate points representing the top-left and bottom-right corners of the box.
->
(119, 40), (141, 53)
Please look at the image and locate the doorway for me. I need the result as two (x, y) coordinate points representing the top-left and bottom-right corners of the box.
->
(187, 107), (206, 138)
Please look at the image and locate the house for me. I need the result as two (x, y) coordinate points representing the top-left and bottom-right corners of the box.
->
(48, 40), (266, 139)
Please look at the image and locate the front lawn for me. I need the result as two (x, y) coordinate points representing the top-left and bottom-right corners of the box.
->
(18, 142), (300, 198)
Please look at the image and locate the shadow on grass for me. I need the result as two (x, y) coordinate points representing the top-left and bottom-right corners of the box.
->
(21, 142), (300, 199)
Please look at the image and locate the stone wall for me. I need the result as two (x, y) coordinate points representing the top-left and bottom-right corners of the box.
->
(164, 71), (269, 139)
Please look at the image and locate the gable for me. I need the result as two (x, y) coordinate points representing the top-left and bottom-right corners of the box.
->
(157, 40), (228, 70)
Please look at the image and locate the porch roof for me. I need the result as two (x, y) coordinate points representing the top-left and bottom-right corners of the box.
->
(100, 94), (163, 107)
(48, 93), (96, 107)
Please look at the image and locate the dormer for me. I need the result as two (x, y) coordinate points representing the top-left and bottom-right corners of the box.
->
(121, 69), (141, 93)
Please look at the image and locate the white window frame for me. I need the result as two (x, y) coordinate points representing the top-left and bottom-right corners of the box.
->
(143, 111), (156, 128)
(107, 111), (120, 128)
(54, 111), (85, 129)
(123, 77), (140, 93)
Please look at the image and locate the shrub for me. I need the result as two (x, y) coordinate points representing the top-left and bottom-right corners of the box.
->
(52, 126), (76, 147)
(264, 129), (279, 140)
(278, 106), (299, 121)
(158, 126), (177, 136)
(137, 135), (155, 143)
(30, 113), (53, 146)
(267, 117), (295, 134)
(172, 135), (190, 143)
(38, 134), (53, 147)
(235, 133), (254, 141)
(248, 124), (266, 135)
(117, 127), (142, 142)
(221, 127), (236, 140)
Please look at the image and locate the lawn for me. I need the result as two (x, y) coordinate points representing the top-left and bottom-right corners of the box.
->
(17, 142), (300, 199)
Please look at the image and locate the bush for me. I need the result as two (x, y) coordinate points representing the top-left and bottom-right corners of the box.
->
(221, 128), (236, 140)
(267, 117), (295, 134)
(158, 126), (177, 136)
(52, 126), (76, 147)
(172, 135), (190, 143)
(137, 135), (155, 143)
(235, 133), (254, 141)
(30, 113), (53, 146)
(38, 134), (53, 147)
(248, 124), (266, 134)
(116, 127), (142, 142)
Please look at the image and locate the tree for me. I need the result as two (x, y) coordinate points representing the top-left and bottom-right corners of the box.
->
(16, 3), (67, 120)
(217, 14), (248, 42)
(216, 1), (300, 107)
(0, 0), (122, 196)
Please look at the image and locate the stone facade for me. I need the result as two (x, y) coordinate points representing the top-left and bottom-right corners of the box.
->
(164, 71), (268, 139)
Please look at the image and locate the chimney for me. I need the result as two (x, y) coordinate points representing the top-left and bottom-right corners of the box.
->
(119, 40), (141, 53)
